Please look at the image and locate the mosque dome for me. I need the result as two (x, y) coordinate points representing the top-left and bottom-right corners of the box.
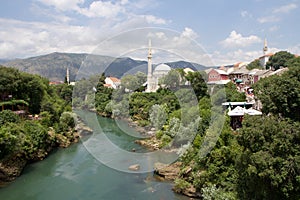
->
(154, 63), (171, 71)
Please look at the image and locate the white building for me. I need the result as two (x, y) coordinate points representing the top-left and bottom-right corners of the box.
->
(105, 77), (121, 89)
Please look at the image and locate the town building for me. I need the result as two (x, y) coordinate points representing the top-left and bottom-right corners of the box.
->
(207, 68), (230, 85)
(104, 77), (121, 89)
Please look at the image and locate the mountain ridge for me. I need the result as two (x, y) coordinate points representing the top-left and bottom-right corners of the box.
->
(3, 52), (210, 81)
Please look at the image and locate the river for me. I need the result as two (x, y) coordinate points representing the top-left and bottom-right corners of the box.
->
(0, 112), (189, 200)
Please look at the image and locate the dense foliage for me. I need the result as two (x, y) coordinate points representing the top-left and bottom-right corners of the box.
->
(0, 66), (76, 163)
(246, 59), (263, 70)
(266, 51), (294, 70)
(237, 115), (300, 200)
(253, 66), (300, 121)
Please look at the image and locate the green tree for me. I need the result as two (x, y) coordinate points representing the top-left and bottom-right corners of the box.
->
(247, 59), (263, 70)
(94, 73), (113, 115)
(0, 123), (21, 159)
(121, 74), (139, 91)
(286, 56), (300, 70)
(185, 71), (208, 100)
(225, 82), (246, 102)
(160, 69), (181, 89)
(237, 115), (300, 200)
(0, 110), (20, 126)
(253, 67), (300, 121)
(149, 104), (167, 130)
(266, 51), (294, 70)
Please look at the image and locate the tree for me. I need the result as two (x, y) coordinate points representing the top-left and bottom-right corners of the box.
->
(286, 56), (300, 70)
(0, 123), (21, 159)
(225, 82), (246, 102)
(149, 104), (167, 130)
(0, 110), (20, 126)
(266, 51), (294, 70)
(93, 73), (113, 115)
(160, 69), (181, 89)
(121, 74), (139, 91)
(237, 115), (300, 199)
(185, 71), (208, 100)
(247, 59), (263, 70)
(253, 67), (300, 121)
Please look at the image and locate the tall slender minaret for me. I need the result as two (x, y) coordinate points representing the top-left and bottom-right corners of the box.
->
(263, 38), (268, 55)
(261, 38), (269, 70)
(66, 67), (70, 84)
(146, 39), (153, 92)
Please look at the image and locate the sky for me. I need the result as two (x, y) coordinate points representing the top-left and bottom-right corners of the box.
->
(1, 0), (300, 66)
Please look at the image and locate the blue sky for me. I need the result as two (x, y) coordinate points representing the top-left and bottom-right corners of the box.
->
(0, 0), (300, 66)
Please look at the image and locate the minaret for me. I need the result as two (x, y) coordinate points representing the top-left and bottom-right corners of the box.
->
(261, 38), (269, 70)
(66, 67), (70, 84)
(263, 38), (268, 55)
(146, 39), (153, 92)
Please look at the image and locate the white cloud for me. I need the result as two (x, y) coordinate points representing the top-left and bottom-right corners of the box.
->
(181, 27), (198, 39)
(0, 18), (103, 58)
(221, 31), (262, 48)
(273, 3), (298, 14)
(79, 1), (124, 18)
(144, 15), (167, 24)
(240, 10), (252, 18)
(37, 0), (84, 11)
(257, 15), (280, 23)
(258, 3), (298, 24)
(211, 50), (255, 66)
(288, 44), (300, 55)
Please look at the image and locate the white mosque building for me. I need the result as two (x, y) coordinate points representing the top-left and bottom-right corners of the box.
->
(146, 40), (171, 92)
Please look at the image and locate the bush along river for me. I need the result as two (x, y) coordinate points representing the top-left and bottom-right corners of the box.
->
(0, 111), (189, 200)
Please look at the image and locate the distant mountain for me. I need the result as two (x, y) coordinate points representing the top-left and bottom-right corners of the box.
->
(124, 60), (208, 76)
(3, 52), (208, 81)
(3, 52), (127, 81)
(165, 61), (207, 71)
(105, 57), (147, 78)
(0, 59), (10, 64)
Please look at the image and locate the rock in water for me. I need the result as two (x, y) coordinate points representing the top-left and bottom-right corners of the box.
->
(154, 162), (182, 180)
(128, 164), (140, 171)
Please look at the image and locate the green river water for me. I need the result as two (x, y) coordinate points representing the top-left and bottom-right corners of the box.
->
(0, 112), (189, 200)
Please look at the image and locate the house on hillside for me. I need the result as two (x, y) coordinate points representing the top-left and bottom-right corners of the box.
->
(104, 77), (121, 89)
(248, 69), (272, 84)
(229, 67), (250, 85)
(207, 69), (230, 84)
(259, 53), (273, 69)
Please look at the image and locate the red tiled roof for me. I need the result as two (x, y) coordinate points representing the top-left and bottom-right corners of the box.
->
(108, 77), (121, 83)
(104, 84), (112, 87)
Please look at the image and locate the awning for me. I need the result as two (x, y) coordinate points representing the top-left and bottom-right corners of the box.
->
(228, 106), (245, 116)
(245, 108), (262, 115)
(228, 106), (262, 116)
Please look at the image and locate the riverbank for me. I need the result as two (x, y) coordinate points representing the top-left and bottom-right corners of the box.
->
(0, 127), (80, 186)
(120, 118), (200, 198)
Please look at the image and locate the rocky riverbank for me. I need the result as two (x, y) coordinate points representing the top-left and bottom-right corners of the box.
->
(0, 128), (80, 186)
(132, 129), (199, 198)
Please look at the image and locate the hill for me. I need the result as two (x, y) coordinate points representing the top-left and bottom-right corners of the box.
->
(3, 52), (208, 81)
